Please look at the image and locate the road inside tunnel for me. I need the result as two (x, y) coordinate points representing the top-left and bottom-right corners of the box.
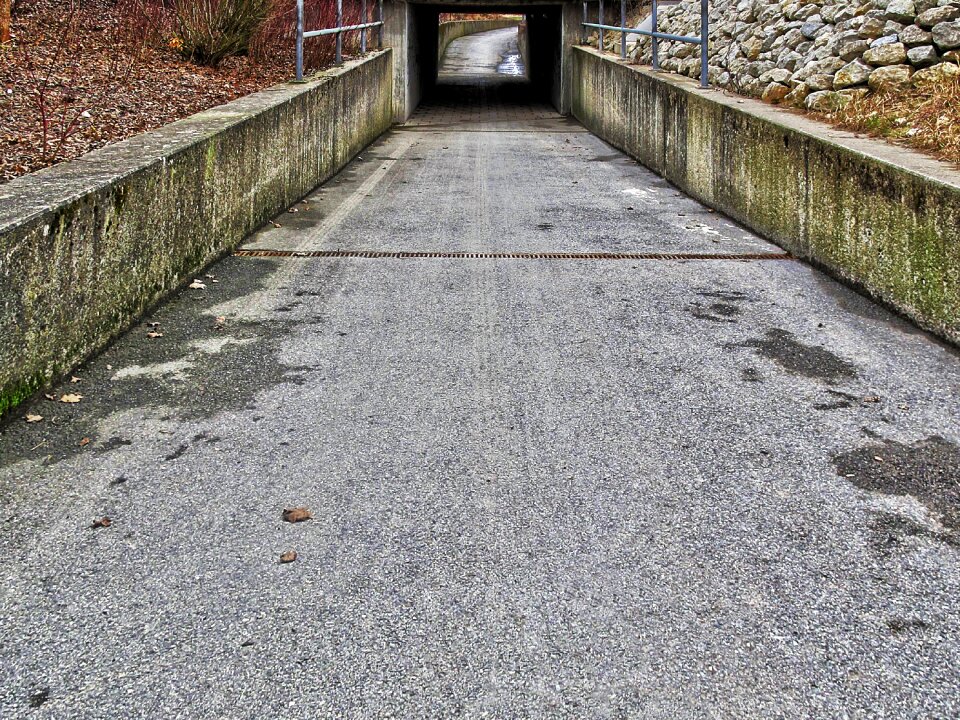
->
(2, 23), (960, 719)
(438, 26), (526, 81)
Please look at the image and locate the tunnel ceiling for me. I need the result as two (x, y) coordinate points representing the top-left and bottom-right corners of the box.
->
(412, 1), (564, 6)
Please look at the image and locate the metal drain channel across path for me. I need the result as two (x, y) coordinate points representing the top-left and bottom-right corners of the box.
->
(234, 249), (794, 261)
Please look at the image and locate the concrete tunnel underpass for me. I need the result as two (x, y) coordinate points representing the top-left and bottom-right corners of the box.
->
(388, 3), (574, 120)
(4, 3), (960, 716)
(429, 20), (554, 113)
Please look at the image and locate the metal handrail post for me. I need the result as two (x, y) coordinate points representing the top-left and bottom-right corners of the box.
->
(378, 0), (384, 48)
(361, 0), (367, 53)
(336, 0), (343, 64)
(620, 0), (627, 58)
(295, 0), (304, 80)
(699, 0), (709, 87)
(651, 0), (659, 70)
(598, 0), (604, 50)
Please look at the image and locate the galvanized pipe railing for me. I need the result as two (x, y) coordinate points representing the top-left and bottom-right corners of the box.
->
(582, 0), (710, 88)
(295, 0), (385, 81)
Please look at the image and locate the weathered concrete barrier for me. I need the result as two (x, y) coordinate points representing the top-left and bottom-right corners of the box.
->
(0, 51), (393, 417)
(438, 18), (519, 62)
(572, 46), (960, 345)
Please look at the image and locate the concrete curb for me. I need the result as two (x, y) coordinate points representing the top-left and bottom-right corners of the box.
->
(572, 46), (960, 346)
(0, 51), (394, 417)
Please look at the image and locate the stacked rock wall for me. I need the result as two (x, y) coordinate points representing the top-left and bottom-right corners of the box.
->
(623, 0), (960, 109)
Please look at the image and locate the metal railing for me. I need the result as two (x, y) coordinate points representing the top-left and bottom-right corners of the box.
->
(295, 0), (385, 81)
(582, 0), (709, 88)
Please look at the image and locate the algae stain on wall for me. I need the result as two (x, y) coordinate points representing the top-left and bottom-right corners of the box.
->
(570, 46), (960, 345)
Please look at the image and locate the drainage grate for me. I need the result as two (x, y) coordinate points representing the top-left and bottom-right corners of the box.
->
(234, 249), (793, 261)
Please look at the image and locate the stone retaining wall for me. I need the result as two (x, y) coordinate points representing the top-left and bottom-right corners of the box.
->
(438, 18), (520, 62)
(595, 0), (960, 109)
(572, 46), (960, 343)
(0, 51), (393, 417)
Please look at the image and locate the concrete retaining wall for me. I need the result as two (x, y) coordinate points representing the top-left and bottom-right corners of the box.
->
(438, 18), (519, 62)
(0, 50), (393, 417)
(572, 46), (960, 345)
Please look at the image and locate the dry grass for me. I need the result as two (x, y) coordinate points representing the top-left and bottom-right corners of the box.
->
(831, 75), (960, 168)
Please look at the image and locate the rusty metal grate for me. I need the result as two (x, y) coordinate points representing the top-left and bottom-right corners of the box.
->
(234, 249), (793, 261)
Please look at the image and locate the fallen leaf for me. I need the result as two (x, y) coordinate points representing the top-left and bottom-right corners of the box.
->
(862, 396), (881, 403)
(189, 280), (206, 290)
(282, 507), (312, 523)
(70, 376), (81, 383)
(59, 393), (83, 403)
(147, 322), (160, 328)
(25, 414), (43, 423)
(79, 437), (91, 447)
(91, 516), (111, 528)
(874, 456), (884, 463)
(269, 220), (282, 228)
(279, 550), (298, 563)
(44, 393), (57, 401)
(287, 207), (299, 213)
(147, 331), (164, 339)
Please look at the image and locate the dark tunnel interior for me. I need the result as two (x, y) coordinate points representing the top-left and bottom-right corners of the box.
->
(408, 5), (565, 112)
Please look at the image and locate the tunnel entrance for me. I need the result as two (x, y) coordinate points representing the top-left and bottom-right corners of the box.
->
(411, 20), (560, 127)
(385, 1), (577, 121)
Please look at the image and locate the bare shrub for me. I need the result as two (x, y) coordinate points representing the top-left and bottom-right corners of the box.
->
(15, 0), (143, 163)
(252, 0), (365, 72)
(173, 0), (271, 67)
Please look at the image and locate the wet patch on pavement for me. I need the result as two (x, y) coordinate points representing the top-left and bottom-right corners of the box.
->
(698, 289), (752, 302)
(28, 687), (50, 708)
(887, 617), (930, 635)
(867, 511), (960, 555)
(0, 257), (319, 470)
(690, 288), (752, 323)
(690, 301), (742, 323)
(589, 153), (625, 163)
(95, 436), (133, 455)
(814, 389), (859, 411)
(835, 436), (960, 531)
(734, 329), (858, 383)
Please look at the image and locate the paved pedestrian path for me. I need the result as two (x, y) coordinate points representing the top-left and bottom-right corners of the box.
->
(1, 27), (958, 718)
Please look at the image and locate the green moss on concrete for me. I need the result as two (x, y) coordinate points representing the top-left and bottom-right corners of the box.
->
(0, 372), (49, 418)
(204, 141), (217, 184)
(571, 46), (960, 345)
(0, 50), (394, 420)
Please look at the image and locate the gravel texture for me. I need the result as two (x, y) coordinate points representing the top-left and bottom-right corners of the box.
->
(2, 29), (959, 718)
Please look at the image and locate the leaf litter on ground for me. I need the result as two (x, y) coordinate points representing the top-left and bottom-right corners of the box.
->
(282, 507), (312, 523)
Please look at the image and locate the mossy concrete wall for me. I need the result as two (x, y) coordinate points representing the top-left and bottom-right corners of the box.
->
(438, 18), (519, 63)
(0, 50), (393, 417)
(572, 46), (960, 345)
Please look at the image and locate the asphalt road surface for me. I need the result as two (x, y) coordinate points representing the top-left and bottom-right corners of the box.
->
(2, 27), (959, 718)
